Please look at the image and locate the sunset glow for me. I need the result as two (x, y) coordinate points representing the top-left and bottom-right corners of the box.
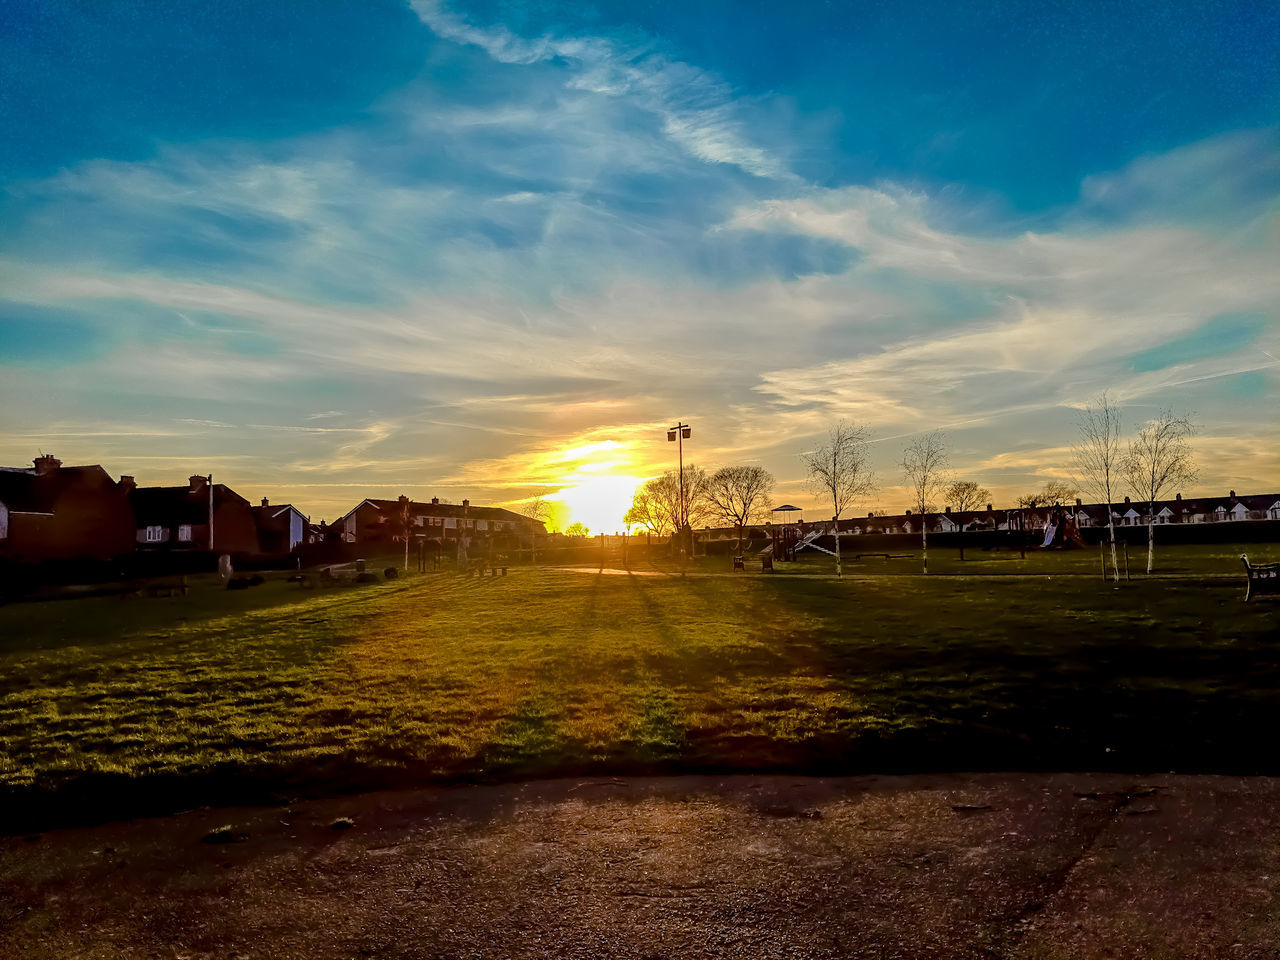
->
(1, 1), (1275, 518)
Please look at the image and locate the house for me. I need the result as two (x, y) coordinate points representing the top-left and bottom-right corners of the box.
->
(131, 475), (261, 556)
(337, 495), (544, 549)
(0, 455), (135, 562)
(252, 498), (308, 554)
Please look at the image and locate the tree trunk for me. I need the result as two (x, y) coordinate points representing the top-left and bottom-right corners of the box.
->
(922, 521), (928, 574)
(1106, 510), (1119, 582)
(833, 516), (842, 578)
(1147, 501), (1155, 574)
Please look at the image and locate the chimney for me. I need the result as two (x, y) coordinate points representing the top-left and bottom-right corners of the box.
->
(1075, 497), (1082, 506)
(189, 474), (208, 492)
(1176, 493), (1182, 501)
(119, 475), (136, 492)
(905, 509), (912, 516)
(261, 497), (269, 508)
(462, 499), (470, 508)
(33, 454), (61, 476)
(431, 497), (439, 505)
(1230, 490), (1236, 498)
(1124, 496), (1130, 504)
(986, 503), (993, 512)
(944, 506), (951, 515)
(868, 511), (874, 518)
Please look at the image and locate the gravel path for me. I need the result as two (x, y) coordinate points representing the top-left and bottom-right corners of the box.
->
(2, 773), (1278, 959)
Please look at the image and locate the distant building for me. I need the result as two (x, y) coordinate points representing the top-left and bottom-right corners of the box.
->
(0, 455), (135, 562)
(337, 496), (543, 549)
(131, 475), (261, 556)
(252, 498), (308, 554)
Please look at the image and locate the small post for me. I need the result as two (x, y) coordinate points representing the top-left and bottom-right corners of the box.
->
(1124, 541), (1130, 581)
(622, 531), (628, 570)
(1099, 539), (1105, 581)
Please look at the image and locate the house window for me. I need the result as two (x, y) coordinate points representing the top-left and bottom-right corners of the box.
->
(444, 518), (456, 528)
(178, 524), (192, 542)
(476, 520), (488, 531)
(145, 525), (165, 542)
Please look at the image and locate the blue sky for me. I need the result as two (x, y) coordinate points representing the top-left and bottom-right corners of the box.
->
(1, 0), (1277, 528)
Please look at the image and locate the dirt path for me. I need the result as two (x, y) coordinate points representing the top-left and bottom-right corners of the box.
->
(3, 773), (1278, 959)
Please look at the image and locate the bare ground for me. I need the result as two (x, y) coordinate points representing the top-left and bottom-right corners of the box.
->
(2, 773), (1278, 959)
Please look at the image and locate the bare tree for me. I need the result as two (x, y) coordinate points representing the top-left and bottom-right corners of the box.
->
(1123, 410), (1197, 574)
(519, 494), (552, 564)
(944, 479), (989, 561)
(1039, 479), (1080, 506)
(624, 483), (671, 536)
(626, 467), (711, 547)
(944, 480), (990, 513)
(802, 421), (877, 577)
(705, 465), (775, 552)
(902, 431), (950, 573)
(1072, 391), (1124, 581)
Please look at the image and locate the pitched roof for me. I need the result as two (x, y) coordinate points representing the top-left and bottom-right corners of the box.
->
(132, 483), (249, 525)
(0, 463), (116, 514)
(344, 498), (538, 526)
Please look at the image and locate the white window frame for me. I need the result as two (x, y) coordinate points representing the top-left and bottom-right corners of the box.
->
(145, 525), (165, 543)
(178, 524), (192, 542)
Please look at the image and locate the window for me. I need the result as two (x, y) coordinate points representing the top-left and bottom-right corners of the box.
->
(476, 520), (488, 531)
(178, 524), (192, 542)
(145, 525), (165, 542)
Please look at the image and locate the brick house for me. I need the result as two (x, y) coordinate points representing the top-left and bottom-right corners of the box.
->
(131, 475), (261, 556)
(337, 496), (543, 550)
(252, 498), (308, 554)
(0, 455), (135, 562)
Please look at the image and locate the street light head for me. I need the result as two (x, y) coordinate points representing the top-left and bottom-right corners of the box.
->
(667, 430), (677, 442)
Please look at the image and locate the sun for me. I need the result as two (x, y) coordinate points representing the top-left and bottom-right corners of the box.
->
(552, 474), (644, 535)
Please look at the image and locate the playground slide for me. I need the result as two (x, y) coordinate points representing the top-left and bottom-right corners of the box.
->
(1040, 524), (1057, 548)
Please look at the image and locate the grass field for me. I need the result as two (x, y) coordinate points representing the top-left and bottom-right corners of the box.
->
(1, 546), (1277, 828)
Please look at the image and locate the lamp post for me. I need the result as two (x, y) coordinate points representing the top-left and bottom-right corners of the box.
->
(667, 421), (691, 556)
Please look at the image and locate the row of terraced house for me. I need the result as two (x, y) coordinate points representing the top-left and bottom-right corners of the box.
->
(699, 491), (1280, 544)
(1, 453), (1275, 565)
(0, 454), (543, 567)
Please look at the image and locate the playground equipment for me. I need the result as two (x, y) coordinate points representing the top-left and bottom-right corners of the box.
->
(1037, 510), (1088, 549)
(769, 505), (804, 561)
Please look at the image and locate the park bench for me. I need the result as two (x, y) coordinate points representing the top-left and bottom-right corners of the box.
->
(761, 555), (773, 572)
(732, 556), (745, 572)
(1242, 555), (1280, 602)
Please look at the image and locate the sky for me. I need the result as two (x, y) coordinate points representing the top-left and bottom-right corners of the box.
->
(2, 0), (1278, 533)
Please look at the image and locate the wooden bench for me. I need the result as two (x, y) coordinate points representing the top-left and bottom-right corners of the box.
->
(1242, 555), (1280, 602)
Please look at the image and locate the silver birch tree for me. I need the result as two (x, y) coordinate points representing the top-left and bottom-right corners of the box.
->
(1071, 391), (1124, 581)
(802, 421), (877, 577)
(1123, 410), (1197, 574)
(901, 430), (950, 574)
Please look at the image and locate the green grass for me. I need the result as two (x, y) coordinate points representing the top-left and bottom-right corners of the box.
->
(0, 550), (1277, 828)
(617, 542), (1279, 578)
